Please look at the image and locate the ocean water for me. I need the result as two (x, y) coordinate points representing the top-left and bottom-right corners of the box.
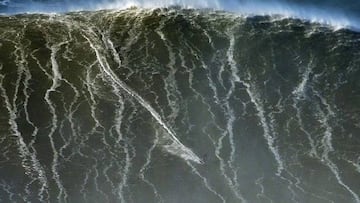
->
(0, 1), (359, 203)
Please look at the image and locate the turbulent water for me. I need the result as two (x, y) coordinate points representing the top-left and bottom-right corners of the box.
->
(0, 7), (360, 203)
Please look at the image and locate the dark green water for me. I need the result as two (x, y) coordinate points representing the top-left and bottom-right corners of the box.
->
(0, 8), (359, 203)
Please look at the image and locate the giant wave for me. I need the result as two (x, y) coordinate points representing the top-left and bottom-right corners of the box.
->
(0, 3), (360, 203)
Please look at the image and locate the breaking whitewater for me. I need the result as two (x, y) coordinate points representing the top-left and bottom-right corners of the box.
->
(0, 7), (360, 203)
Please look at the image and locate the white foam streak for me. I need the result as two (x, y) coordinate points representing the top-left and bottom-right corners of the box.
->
(139, 130), (164, 203)
(187, 161), (226, 203)
(226, 26), (284, 177)
(44, 43), (68, 201)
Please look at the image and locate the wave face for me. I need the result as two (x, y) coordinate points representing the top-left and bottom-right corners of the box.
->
(0, 8), (360, 203)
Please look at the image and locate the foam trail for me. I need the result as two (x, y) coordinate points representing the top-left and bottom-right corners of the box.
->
(0, 181), (16, 202)
(292, 57), (318, 157)
(246, 79), (284, 176)
(347, 159), (360, 174)
(139, 129), (164, 203)
(255, 176), (274, 203)
(186, 161), (226, 203)
(44, 43), (68, 201)
(14, 33), (49, 201)
(156, 20), (181, 124)
(102, 35), (134, 201)
(216, 26), (247, 203)
(313, 90), (360, 203)
(225, 25), (284, 176)
(0, 38), (49, 201)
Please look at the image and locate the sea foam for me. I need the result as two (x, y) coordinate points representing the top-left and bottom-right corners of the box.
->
(2, 0), (359, 31)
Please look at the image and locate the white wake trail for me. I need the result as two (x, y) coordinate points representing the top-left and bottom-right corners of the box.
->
(82, 28), (203, 164)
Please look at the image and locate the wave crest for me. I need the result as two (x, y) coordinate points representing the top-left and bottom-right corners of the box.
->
(1, 0), (359, 31)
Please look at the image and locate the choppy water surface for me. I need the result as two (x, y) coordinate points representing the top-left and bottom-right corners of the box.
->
(0, 8), (359, 203)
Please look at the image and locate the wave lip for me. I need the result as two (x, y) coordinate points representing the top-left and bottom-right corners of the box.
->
(1, 0), (359, 32)
(230, 1), (359, 31)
